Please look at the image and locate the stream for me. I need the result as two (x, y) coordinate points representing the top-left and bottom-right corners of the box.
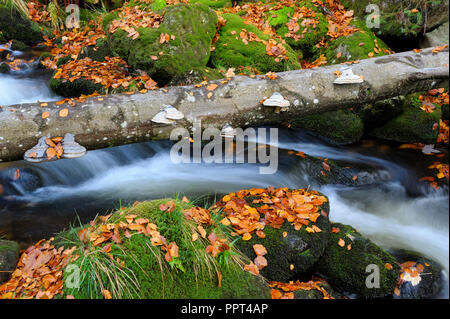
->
(0, 50), (449, 298)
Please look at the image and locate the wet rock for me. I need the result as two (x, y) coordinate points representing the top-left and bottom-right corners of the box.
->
(106, 3), (219, 85)
(369, 93), (442, 144)
(316, 223), (400, 298)
(0, 239), (20, 284)
(0, 62), (10, 73)
(293, 280), (345, 299)
(291, 109), (364, 145)
(420, 21), (450, 48)
(392, 250), (445, 299)
(0, 5), (44, 45)
(236, 196), (331, 282)
(10, 40), (28, 52)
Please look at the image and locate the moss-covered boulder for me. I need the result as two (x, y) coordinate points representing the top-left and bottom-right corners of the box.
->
(0, 5), (44, 45)
(316, 223), (400, 298)
(355, 96), (405, 129)
(232, 191), (331, 283)
(340, 0), (449, 39)
(57, 199), (270, 299)
(0, 240), (20, 284)
(324, 20), (391, 64)
(211, 13), (301, 73)
(369, 94), (442, 144)
(107, 3), (218, 85)
(291, 109), (364, 145)
(267, 1), (328, 57)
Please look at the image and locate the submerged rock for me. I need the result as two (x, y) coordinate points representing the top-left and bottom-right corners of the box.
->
(0, 240), (19, 284)
(316, 223), (400, 298)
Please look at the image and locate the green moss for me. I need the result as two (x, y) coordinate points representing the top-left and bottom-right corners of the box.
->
(291, 109), (364, 145)
(50, 77), (105, 98)
(190, 0), (232, 8)
(102, 11), (120, 32)
(236, 197), (330, 282)
(0, 5), (44, 44)
(369, 93), (442, 144)
(316, 223), (400, 298)
(0, 239), (19, 283)
(323, 19), (390, 64)
(60, 199), (270, 299)
(211, 13), (301, 73)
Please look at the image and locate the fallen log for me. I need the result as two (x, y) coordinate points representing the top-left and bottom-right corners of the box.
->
(0, 47), (448, 162)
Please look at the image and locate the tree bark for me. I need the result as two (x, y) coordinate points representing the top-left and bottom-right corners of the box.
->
(0, 47), (448, 162)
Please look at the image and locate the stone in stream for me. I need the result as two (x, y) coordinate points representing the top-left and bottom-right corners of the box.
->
(392, 250), (445, 299)
(291, 109), (364, 145)
(234, 192), (331, 283)
(0, 239), (20, 284)
(316, 223), (400, 298)
(0, 62), (10, 74)
(369, 93), (442, 144)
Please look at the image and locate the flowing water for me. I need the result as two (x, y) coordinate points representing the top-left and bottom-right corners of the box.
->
(0, 51), (448, 298)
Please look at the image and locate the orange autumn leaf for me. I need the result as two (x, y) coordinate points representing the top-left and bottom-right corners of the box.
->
(254, 255), (268, 270)
(253, 244), (267, 256)
(102, 289), (112, 299)
(385, 263), (393, 270)
(59, 108), (69, 117)
(42, 112), (50, 119)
